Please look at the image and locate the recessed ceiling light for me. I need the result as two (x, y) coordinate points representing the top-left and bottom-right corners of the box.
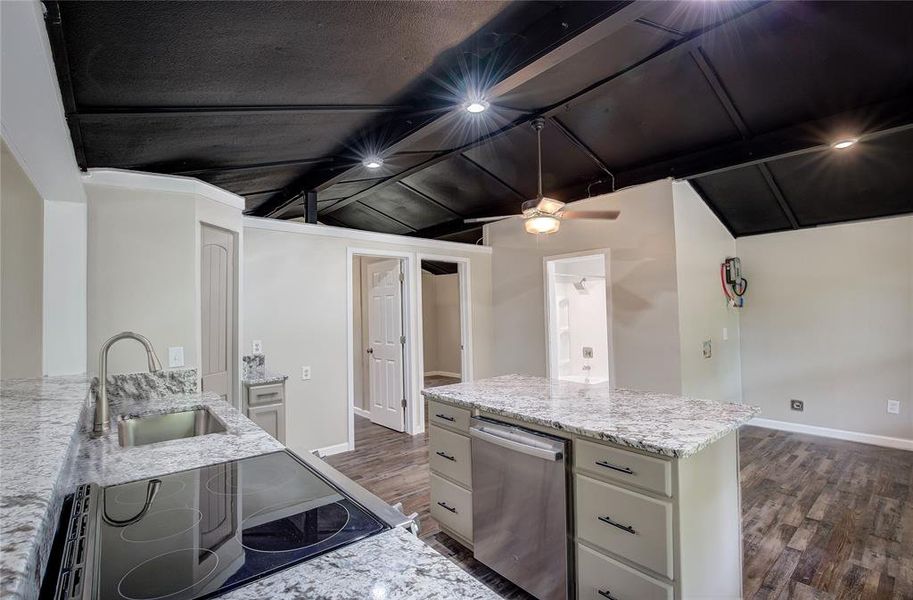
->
(831, 138), (858, 150)
(464, 100), (489, 113)
(362, 157), (383, 169)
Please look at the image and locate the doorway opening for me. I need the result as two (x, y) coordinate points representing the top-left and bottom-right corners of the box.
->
(420, 260), (463, 390)
(352, 254), (409, 436)
(545, 250), (613, 385)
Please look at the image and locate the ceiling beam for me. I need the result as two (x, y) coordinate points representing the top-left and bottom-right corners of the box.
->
(254, 1), (650, 217)
(458, 154), (528, 201)
(689, 46), (799, 229)
(407, 218), (486, 241)
(357, 201), (417, 232)
(396, 181), (463, 219)
(309, 1), (768, 220)
(549, 115), (615, 180)
(74, 104), (412, 118)
(172, 156), (334, 176)
(615, 94), (913, 187)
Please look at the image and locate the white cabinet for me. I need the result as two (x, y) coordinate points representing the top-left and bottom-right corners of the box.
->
(242, 380), (286, 443)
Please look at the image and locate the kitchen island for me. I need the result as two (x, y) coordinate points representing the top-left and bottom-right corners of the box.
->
(0, 374), (500, 600)
(423, 375), (760, 600)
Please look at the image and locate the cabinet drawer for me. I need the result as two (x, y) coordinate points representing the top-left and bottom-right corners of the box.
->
(429, 400), (470, 433)
(430, 473), (472, 542)
(577, 543), (673, 600)
(576, 475), (673, 579)
(575, 438), (672, 497)
(429, 425), (472, 488)
(248, 383), (285, 407)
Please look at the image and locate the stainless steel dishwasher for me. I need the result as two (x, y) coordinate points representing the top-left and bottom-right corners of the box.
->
(470, 417), (569, 600)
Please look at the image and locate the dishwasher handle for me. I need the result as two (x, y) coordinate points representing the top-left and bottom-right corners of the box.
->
(470, 426), (563, 461)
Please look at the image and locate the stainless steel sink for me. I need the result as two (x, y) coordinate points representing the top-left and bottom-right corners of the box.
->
(117, 408), (227, 447)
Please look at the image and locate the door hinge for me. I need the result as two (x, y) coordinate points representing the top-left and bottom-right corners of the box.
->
(401, 398), (407, 409)
(399, 272), (405, 283)
(400, 335), (406, 345)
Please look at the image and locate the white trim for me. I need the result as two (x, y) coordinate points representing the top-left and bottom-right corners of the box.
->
(244, 215), (492, 254)
(751, 418), (913, 451)
(424, 371), (461, 379)
(347, 248), (419, 451)
(82, 168), (245, 210)
(312, 442), (351, 458)
(353, 407), (371, 419)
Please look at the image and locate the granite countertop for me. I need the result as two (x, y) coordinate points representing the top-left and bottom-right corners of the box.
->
(422, 374), (760, 458)
(241, 369), (288, 386)
(2, 374), (500, 600)
(1, 375), (92, 600)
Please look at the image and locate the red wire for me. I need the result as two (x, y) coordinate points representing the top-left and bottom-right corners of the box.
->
(721, 263), (734, 301)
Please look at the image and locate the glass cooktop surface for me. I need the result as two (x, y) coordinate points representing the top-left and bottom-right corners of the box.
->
(94, 451), (385, 600)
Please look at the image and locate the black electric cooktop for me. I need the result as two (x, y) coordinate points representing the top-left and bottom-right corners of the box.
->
(44, 451), (387, 600)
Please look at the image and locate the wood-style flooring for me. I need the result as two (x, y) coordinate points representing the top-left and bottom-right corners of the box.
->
(327, 392), (913, 600)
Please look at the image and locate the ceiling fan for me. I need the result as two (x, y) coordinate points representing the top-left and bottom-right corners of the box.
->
(464, 118), (619, 234)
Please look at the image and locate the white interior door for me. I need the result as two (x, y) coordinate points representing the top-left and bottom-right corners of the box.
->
(366, 259), (406, 432)
(201, 224), (234, 405)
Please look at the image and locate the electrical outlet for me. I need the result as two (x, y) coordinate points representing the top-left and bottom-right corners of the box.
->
(790, 399), (804, 412)
(168, 347), (184, 368)
(582, 347), (594, 359)
(722, 327), (729, 341)
(887, 399), (900, 414)
(702, 339), (712, 359)
(301, 366), (311, 381)
(252, 340), (263, 355)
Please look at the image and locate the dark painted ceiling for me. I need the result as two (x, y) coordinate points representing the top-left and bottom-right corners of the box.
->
(45, 1), (913, 239)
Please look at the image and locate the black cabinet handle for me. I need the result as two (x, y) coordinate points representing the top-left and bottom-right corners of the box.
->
(595, 460), (634, 475)
(435, 413), (455, 422)
(598, 590), (618, 600)
(437, 501), (457, 513)
(598, 515), (637, 535)
(435, 451), (456, 462)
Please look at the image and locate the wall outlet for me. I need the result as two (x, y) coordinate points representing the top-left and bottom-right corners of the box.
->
(722, 327), (729, 341)
(790, 399), (804, 412)
(168, 346), (184, 368)
(301, 366), (311, 381)
(887, 399), (900, 415)
(252, 340), (263, 355)
(702, 339), (712, 359)
(582, 347), (594, 359)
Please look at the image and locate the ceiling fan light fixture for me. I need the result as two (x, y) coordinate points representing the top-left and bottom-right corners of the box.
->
(525, 215), (561, 235)
(536, 197), (565, 215)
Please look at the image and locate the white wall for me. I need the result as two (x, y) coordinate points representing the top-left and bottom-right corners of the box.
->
(485, 180), (683, 394)
(84, 171), (243, 386)
(673, 182), (742, 403)
(1, 140), (44, 378)
(243, 219), (492, 456)
(737, 216), (913, 442)
(43, 200), (88, 375)
(426, 272), (462, 376)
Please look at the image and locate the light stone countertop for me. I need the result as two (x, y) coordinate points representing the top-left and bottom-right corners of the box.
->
(422, 374), (760, 458)
(241, 369), (288, 386)
(2, 374), (501, 600)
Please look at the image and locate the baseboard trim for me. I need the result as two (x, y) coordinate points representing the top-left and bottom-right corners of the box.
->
(751, 417), (913, 451)
(424, 371), (461, 379)
(353, 407), (370, 419)
(312, 442), (351, 457)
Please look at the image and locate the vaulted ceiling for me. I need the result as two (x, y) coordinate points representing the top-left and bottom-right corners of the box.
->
(45, 1), (913, 241)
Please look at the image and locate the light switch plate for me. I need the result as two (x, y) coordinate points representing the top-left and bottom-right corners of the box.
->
(168, 347), (184, 368)
(252, 340), (263, 355)
(887, 399), (900, 414)
(301, 366), (311, 381)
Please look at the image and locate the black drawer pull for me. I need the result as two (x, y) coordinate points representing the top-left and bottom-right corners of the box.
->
(598, 590), (618, 600)
(435, 451), (456, 462)
(595, 460), (634, 475)
(598, 515), (637, 535)
(435, 413), (455, 422)
(437, 501), (457, 513)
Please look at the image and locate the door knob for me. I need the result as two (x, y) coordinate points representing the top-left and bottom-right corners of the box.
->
(366, 348), (374, 354)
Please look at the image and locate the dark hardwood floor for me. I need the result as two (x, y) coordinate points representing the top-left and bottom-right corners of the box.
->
(327, 395), (913, 600)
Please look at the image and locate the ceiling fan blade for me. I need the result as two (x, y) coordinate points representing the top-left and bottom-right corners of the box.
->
(561, 210), (620, 220)
(463, 215), (522, 224)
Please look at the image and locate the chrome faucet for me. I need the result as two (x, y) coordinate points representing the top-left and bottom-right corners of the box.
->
(93, 332), (163, 436)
